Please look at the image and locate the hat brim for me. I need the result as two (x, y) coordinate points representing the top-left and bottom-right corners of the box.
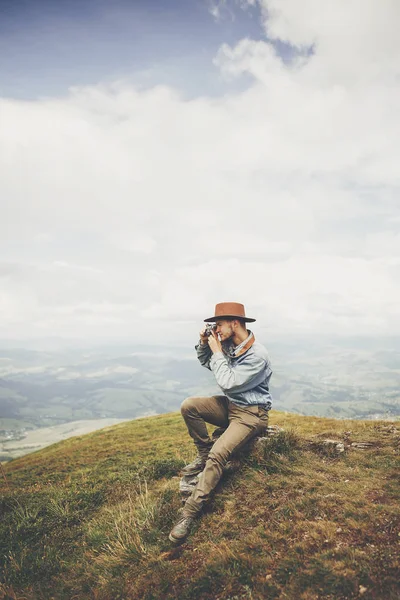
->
(204, 315), (256, 323)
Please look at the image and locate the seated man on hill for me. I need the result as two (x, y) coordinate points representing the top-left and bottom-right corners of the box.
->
(169, 302), (273, 544)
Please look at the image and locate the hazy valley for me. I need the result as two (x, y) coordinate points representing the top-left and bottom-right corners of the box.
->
(1, 336), (399, 460)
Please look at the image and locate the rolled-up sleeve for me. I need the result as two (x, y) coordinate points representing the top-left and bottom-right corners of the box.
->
(210, 352), (269, 393)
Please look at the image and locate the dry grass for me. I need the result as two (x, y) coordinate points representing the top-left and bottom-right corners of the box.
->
(0, 410), (399, 599)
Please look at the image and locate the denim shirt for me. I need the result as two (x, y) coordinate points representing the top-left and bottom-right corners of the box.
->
(195, 336), (273, 409)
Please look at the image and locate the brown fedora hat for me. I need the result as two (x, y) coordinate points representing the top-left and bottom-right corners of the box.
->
(204, 302), (256, 323)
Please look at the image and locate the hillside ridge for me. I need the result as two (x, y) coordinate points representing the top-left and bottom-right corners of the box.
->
(1, 411), (399, 600)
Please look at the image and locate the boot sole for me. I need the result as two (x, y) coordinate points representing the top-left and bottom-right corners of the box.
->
(168, 533), (187, 544)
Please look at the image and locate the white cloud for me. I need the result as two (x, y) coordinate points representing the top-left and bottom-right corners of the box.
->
(52, 261), (103, 274)
(1, 0), (400, 342)
(208, 0), (235, 22)
(109, 233), (157, 254)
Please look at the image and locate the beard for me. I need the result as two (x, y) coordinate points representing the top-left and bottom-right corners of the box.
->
(221, 327), (234, 341)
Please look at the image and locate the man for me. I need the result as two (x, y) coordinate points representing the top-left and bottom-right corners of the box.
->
(169, 302), (273, 544)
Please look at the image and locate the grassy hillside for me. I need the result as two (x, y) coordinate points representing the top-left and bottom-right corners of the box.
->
(0, 411), (399, 600)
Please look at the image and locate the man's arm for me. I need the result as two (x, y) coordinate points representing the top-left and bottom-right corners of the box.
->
(195, 341), (212, 370)
(195, 328), (212, 370)
(210, 352), (270, 393)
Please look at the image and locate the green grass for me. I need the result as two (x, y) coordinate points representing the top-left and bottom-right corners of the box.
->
(0, 411), (399, 599)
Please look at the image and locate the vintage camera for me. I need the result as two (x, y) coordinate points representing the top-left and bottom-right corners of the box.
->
(204, 323), (217, 337)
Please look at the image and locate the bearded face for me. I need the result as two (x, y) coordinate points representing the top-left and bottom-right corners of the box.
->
(214, 320), (235, 342)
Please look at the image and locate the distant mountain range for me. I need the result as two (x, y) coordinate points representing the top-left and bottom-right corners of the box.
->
(1, 337), (399, 441)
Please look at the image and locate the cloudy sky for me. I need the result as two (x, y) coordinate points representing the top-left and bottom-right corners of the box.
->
(1, 0), (400, 345)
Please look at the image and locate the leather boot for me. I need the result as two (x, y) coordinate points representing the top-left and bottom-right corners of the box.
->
(181, 455), (207, 476)
(169, 515), (196, 544)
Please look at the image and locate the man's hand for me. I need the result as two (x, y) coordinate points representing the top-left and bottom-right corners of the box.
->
(208, 330), (222, 354)
(199, 327), (209, 346)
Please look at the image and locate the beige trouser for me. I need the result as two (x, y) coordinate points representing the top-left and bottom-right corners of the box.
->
(181, 395), (269, 518)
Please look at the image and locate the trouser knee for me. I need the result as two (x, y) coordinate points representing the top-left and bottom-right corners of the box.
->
(181, 396), (197, 416)
(208, 448), (229, 469)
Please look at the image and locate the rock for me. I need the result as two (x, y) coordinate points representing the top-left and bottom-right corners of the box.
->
(254, 426), (285, 448)
(307, 439), (345, 454)
(179, 474), (199, 497)
(265, 425), (285, 436)
(350, 442), (375, 449)
(321, 439), (345, 452)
